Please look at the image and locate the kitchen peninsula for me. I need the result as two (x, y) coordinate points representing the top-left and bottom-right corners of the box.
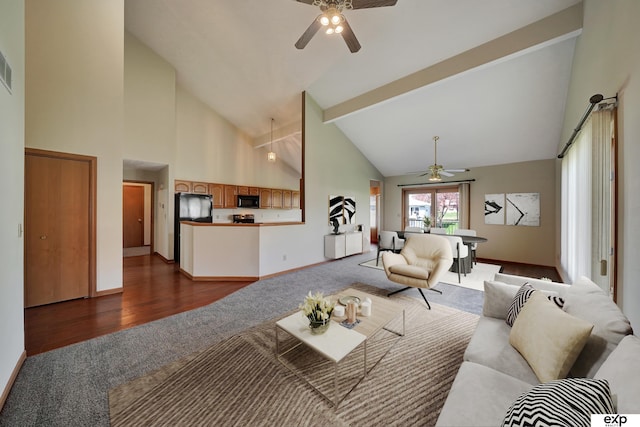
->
(179, 221), (305, 280)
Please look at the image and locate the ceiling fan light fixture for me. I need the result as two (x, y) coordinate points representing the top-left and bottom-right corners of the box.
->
(325, 26), (335, 34)
(335, 24), (344, 33)
(428, 172), (441, 182)
(319, 15), (330, 26)
(331, 13), (342, 25)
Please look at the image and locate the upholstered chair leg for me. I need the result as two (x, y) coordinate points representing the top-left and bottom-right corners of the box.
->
(376, 247), (381, 265)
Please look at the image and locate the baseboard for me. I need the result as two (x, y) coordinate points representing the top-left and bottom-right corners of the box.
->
(153, 252), (174, 264)
(0, 350), (26, 412)
(94, 287), (123, 297)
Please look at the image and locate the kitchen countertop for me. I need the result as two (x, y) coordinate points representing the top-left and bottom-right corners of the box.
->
(181, 221), (304, 226)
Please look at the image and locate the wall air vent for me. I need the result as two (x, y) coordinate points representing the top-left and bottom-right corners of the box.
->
(0, 50), (12, 94)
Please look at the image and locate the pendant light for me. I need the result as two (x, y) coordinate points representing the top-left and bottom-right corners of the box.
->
(267, 118), (276, 162)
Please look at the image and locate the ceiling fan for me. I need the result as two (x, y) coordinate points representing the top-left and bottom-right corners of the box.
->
(419, 136), (469, 181)
(294, 0), (398, 53)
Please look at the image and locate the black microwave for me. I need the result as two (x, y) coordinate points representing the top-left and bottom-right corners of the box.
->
(237, 194), (260, 208)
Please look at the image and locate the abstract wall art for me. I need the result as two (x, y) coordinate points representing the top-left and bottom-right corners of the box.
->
(484, 193), (505, 225)
(329, 195), (356, 228)
(506, 193), (540, 226)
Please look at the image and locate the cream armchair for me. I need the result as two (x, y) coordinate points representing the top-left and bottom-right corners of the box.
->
(382, 234), (453, 309)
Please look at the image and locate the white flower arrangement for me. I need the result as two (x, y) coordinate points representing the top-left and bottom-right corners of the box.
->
(300, 291), (335, 324)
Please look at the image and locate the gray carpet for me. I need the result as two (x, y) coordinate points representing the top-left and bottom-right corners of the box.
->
(0, 250), (484, 427)
(108, 283), (478, 427)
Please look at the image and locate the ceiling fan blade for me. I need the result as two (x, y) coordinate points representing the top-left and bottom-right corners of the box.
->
(440, 171), (455, 177)
(444, 168), (469, 173)
(340, 19), (361, 53)
(295, 18), (322, 50)
(351, 0), (398, 9)
(294, 0), (315, 5)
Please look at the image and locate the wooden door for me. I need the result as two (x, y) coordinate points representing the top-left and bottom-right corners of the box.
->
(25, 150), (95, 307)
(123, 185), (144, 248)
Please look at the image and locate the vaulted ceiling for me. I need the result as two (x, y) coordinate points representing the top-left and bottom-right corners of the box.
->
(125, 0), (582, 177)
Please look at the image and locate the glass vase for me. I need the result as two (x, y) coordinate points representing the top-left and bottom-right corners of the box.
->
(309, 319), (330, 335)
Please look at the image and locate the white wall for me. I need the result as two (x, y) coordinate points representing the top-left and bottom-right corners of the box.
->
(560, 0), (640, 330)
(25, 0), (125, 292)
(0, 0), (25, 406)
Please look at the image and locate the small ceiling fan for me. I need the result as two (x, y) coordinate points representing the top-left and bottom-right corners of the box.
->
(419, 136), (469, 181)
(294, 0), (398, 53)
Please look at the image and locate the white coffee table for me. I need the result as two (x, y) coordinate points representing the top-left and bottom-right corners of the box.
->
(275, 288), (405, 407)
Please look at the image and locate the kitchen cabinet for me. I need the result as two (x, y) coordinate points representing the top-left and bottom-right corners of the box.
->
(175, 180), (211, 195)
(174, 180), (191, 193)
(324, 232), (363, 259)
(209, 183), (224, 209)
(224, 185), (237, 208)
(191, 181), (210, 194)
(259, 188), (272, 208)
(282, 190), (292, 209)
(176, 180), (298, 210)
(292, 191), (300, 209)
(271, 189), (283, 209)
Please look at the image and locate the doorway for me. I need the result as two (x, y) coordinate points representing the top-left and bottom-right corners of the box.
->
(370, 180), (381, 244)
(123, 181), (154, 257)
(24, 148), (97, 307)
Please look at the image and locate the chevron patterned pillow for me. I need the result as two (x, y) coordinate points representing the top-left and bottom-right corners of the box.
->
(505, 283), (534, 326)
(502, 378), (614, 427)
(506, 282), (565, 327)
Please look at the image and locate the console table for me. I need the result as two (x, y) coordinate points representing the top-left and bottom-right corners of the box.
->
(324, 232), (363, 259)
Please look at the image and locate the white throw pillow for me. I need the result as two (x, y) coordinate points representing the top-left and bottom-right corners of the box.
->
(510, 292), (593, 383)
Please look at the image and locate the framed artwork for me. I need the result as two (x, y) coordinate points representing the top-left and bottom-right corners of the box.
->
(328, 195), (357, 226)
(343, 196), (356, 224)
(506, 193), (540, 226)
(484, 193), (505, 225)
(329, 195), (344, 225)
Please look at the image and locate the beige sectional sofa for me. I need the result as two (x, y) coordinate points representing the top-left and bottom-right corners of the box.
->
(436, 273), (639, 427)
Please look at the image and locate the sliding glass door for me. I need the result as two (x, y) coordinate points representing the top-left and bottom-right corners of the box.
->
(404, 186), (460, 232)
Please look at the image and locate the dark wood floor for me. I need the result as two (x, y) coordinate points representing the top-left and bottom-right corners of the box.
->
(24, 254), (561, 356)
(24, 255), (253, 356)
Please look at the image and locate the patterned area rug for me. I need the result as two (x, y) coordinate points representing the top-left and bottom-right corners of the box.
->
(109, 283), (478, 427)
(359, 259), (501, 291)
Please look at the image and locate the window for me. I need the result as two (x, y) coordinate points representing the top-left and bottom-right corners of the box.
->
(403, 186), (466, 233)
(561, 108), (617, 296)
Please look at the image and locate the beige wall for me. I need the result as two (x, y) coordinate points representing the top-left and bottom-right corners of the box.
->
(0, 0), (25, 406)
(468, 160), (556, 266)
(124, 32), (176, 165)
(383, 158), (556, 266)
(560, 0), (640, 330)
(175, 87), (300, 190)
(25, 0), (125, 292)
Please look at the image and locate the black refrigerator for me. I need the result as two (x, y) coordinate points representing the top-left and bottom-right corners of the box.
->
(174, 193), (213, 264)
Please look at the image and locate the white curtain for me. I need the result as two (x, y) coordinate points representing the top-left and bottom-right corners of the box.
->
(591, 109), (614, 292)
(561, 117), (592, 282)
(561, 109), (614, 291)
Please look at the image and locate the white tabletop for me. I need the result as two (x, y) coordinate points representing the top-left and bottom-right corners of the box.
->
(276, 311), (366, 363)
